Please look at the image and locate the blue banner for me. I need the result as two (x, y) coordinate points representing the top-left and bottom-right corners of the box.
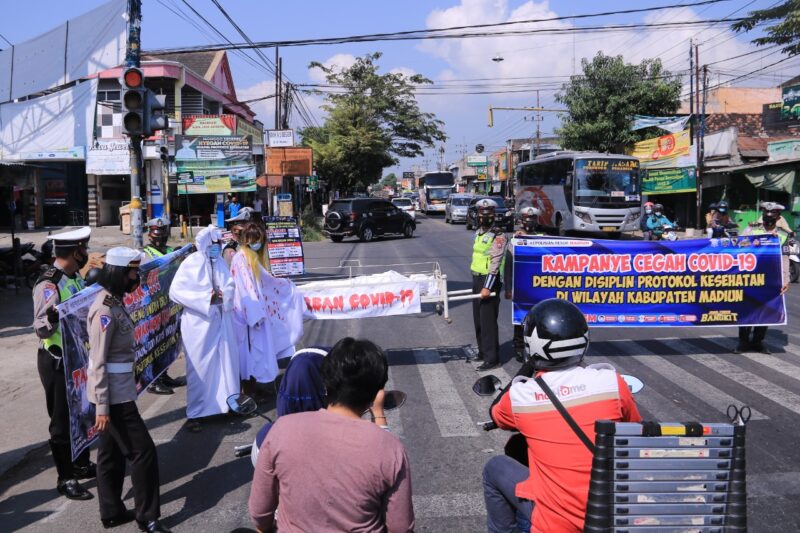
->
(512, 237), (786, 327)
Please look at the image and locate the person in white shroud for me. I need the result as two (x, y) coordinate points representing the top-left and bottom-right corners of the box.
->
(230, 222), (304, 395)
(168, 226), (240, 432)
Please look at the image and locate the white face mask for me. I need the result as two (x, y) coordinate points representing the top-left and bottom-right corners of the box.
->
(249, 242), (262, 252)
(645, 208), (652, 214)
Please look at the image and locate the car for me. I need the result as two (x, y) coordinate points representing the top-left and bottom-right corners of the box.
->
(465, 196), (515, 232)
(444, 194), (473, 224)
(391, 197), (416, 221)
(324, 198), (416, 242)
(402, 192), (420, 211)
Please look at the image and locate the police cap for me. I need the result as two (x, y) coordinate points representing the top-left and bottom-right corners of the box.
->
(49, 226), (91, 250)
(225, 206), (255, 223)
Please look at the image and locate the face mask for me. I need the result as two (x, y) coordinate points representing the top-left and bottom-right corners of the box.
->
(74, 249), (89, 269)
(655, 211), (662, 217)
(249, 242), (263, 252)
(645, 208), (652, 214)
(763, 214), (777, 224)
(125, 273), (140, 294)
(208, 243), (221, 259)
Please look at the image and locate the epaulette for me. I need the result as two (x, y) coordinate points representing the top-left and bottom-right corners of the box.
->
(103, 295), (117, 307)
(35, 266), (63, 287)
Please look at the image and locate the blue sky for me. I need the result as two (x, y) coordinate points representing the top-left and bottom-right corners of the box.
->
(1, 0), (790, 177)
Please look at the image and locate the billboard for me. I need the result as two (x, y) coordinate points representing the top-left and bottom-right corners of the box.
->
(642, 167), (697, 195)
(781, 85), (800, 121)
(182, 115), (237, 136)
(629, 129), (694, 169)
(265, 147), (312, 177)
(175, 135), (256, 194)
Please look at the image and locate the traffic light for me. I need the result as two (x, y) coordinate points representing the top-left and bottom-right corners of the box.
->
(145, 91), (168, 135)
(159, 144), (169, 163)
(121, 67), (145, 136)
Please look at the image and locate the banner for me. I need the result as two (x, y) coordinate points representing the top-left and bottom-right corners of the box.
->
(781, 85), (800, 121)
(86, 139), (129, 174)
(237, 119), (264, 145)
(629, 129), (694, 170)
(300, 271), (421, 320)
(264, 216), (305, 276)
(511, 237), (786, 327)
(182, 115), (237, 136)
(59, 245), (192, 459)
(642, 167), (697, 195)
(631, 115), (691, 133)
(267, 129), (295, 147)
(175, 135), (256, 194)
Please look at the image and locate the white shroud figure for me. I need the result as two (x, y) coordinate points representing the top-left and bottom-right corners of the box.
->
(169, 226), (240, 419)
(230, 250), (304, 383)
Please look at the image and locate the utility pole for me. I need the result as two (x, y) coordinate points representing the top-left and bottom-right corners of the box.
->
(126, 0), (144, 249)
(535, 90), (542, 158)
(695, 43), (702, 229)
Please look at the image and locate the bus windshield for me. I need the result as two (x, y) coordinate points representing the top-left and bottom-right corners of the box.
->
(422, 172), (455, 187)
(427, 187), (452, 200)
(574, 159), (639, 202)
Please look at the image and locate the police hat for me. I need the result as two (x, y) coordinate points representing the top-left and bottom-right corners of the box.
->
(146, 217), (170, 228)
(49, 226), (91, 250)
(519, 206), (541, 217)
(225, 206), (255, 223)
(106, 247), (143, 267)
(475, 198), (498, 210)
(760, 201), (785, 211)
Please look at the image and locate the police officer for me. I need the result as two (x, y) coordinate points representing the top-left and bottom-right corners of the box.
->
(737, 202), (792, 354)
(504, 207), (544, 362)
(142, 217), (185, 395)
(32, 226), (95, 500)
(223, 206), (256, 267)
(88, 247), (171, 533)
(471, 198), (507, 371)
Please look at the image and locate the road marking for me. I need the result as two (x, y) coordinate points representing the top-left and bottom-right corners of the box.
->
(613, 341), (768, 420)
(41, 499), (71, 523)
(736, 352), (800, 381)
(413, 349), (479, 437)
(413, 491), (485, 518)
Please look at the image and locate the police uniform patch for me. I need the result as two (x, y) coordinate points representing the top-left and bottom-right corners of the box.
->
(42, 284), (56, 302)
(100, 315), (112, 332)
(495, 235), (506, 246)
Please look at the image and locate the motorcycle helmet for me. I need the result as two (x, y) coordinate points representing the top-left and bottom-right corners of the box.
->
(643, 201), (654, 215)
(654, 203), (664, 216)
(475, 198), (498, 228)
(146, 217), (170, 248)
(522, 298), (589, 370)
(84, 267), (103, 287)
(519, 206), (541, 233)
(716, 200), (729, 215)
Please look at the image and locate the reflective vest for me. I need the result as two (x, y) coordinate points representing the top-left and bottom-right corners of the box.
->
(38, 270), (84, 351)
(143, 245), (174, 259)
(471, 230), (502, 275)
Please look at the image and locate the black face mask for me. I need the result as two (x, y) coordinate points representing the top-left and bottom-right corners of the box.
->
(74, 249), (89, 269)
(762, 214), (777, 225)
(478, 213), (494, 228)
(522, 219), (537, 233)
(125, 273), (141, 294)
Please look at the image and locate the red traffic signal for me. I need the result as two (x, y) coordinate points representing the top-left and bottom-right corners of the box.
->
(123, 67), (144, 89)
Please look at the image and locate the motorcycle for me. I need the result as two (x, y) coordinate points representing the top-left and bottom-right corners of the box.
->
(651, 223), (679, 242)
(784, 236), (799, 284)
(711, 222), (739, 240)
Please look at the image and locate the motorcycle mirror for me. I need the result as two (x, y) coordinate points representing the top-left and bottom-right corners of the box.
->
(620, 374), (644, 394)
(383, 390), (407, 411)
(473, 375), (502, 396)
(226, 393), (258, 416)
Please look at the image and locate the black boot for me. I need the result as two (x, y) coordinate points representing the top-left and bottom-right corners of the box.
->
(137, 519), (172, 533)
(160, 372), (186, 388)
(73, 461), (96, 480)
(56, 479), (93, 500)
(148, 377), (174, 395)
(102, 509), (135, 529)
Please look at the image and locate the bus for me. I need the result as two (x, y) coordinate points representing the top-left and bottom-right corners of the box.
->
(514, 151), (641, 236)
(419, 171), (455, 215)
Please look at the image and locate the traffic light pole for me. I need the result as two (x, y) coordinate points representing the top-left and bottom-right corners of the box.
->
(127, 0), (144, 249)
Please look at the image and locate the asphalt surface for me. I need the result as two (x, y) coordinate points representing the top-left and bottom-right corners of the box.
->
(1, 215), (799, 532)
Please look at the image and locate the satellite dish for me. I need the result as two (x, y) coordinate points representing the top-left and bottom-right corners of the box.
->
(475, 144), (485, 153)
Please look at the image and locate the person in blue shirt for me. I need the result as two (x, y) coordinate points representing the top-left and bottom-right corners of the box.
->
(228, 196), (241, 219)
(645, 203), (675, 237)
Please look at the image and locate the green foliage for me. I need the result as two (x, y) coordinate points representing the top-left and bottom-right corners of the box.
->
(300, 205), (324, 242)
(299, 53), (446, 192)
(380, 172), (398, 188)
(733, 1), (800, 56)
(556, 53), (682, 153)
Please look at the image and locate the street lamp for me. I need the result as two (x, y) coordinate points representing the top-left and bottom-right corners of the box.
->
(439, 146), (446, 171)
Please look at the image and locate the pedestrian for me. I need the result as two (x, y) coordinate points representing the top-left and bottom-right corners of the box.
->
(705, 202), (719, 238)
(32, 226), (96, 500)
(253, 196), (263, 216)
(504, 206), (544, 363)
(87, 247), (171, 533)
(229, 196), (241, 219)
(640, 201), (654, 240)
(168, 226), (240, 432)
(142, 217), (186, 395)
(736, 202), (792, 354)
(223, 207), (256, 267)
(470, 198), (507, 371)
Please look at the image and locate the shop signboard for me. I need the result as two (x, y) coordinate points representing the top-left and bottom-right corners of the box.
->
(467, 154), (489, 167)
(266, 147), (312, 177)
(182, 115), (237, 136)
(781, 84), (800, 121)
(22, 147), (84, 160)
(307, 175), (319, 191)
(629, 129), (694, 170)
(767, 139), (800, 161)
(267, 129), (295, 147)
(175, 135), (256, 194)
(237, 119), (264, 145)
(86, 140), (129, 175)
(642, 167), (697, 195)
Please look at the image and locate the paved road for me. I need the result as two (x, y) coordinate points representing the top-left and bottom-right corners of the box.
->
(1, 215), (799, 531)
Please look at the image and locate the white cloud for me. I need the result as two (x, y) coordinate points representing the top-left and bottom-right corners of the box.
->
(237, 80), (275, 126)
(389, 66), (418, 77)
(308, 53), (358, 83)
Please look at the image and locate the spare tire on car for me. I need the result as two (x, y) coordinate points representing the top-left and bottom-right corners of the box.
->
(325, 211), (343, 231)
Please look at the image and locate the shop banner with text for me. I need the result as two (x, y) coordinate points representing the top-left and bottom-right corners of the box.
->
(643, 167), (697, 194)
(512, 237), (786, 327)
(175, 135), (256, 193)
(629, 129), (694, 169)
(264, 216), (305, 276)
(300, 271), (421, 320)
(58, 245), (192, 460)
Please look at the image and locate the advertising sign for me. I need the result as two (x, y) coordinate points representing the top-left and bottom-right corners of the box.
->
(175, 135), (256, 194)
(182, 115), (237, 136)
(86, 140), (129, 175)
(467, 154), (489, 167)
(642, 167), (697, 195)
(59, 245), (191, 460)
(767, 139), (800, 161)
(300, 272), (422, 320)
(781, 84), (800, 121)
(22, 147), (85, 160)
(511, 237), (786, 327)
(267, 129), (295, 147)
(237, 119), (264, 145)
(266, 147), (313, 177)
(264, 216), (305, 276)
(629, 129), (693, 169)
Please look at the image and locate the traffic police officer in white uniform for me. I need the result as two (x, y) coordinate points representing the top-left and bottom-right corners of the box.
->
(471, 199), (507, 371)
(32, 226), (95, 500)
(88, 247), (171, 533)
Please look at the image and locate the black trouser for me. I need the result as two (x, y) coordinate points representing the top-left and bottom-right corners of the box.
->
(472, 274), (501, 365)
(96, 402), (160, 522)
(37, 348), (90, 482)
(738, 326), (768, 346)
(513, 324), (525, 357)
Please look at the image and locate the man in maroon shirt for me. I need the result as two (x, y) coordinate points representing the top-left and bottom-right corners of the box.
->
(249, 338), (415, 533)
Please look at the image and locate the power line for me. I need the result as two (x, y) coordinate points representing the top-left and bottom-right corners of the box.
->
(0, 32), (12, 47)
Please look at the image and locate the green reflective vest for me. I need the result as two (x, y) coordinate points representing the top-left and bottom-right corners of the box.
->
(143, 245), (174, 259)
(41, 273), (84, 351)
(471, 231), (503, 275)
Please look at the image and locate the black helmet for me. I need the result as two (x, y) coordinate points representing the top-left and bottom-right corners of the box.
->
(717, 200), (728, 214)
(522, 298), (589, 370)
(84, 267), (102, 286)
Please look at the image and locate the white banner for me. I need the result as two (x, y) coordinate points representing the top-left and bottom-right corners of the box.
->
(267, 129), (295, 147)
(86, 139), (129, 174)
(300, 271), (422, 320)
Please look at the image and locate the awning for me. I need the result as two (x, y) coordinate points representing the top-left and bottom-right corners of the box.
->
(744, 166), (795, 193)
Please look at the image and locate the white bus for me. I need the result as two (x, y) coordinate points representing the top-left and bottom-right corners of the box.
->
(514, 151), (641, 237)
(419, 171), (455, 215)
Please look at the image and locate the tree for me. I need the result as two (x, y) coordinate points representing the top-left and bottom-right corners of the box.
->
(299, 53), (446, 192)
(380, 173), (398, 188)
(733, 2), (800, 56)
(556, 53), (682, 153)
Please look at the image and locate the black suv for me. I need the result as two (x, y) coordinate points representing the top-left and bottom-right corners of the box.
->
(465, 196), (515, 231)
(324, 198), (416, 242)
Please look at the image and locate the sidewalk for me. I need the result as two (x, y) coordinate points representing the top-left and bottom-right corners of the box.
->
(0, 225), (194, 253)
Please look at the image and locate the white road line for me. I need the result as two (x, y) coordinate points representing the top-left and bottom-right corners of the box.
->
(414, 349), (479, 437)
(412, 492), (485, 518)
(41, 499), (71, 523)
(736, 353), (800, 381)
(384, 369), (405, 439)
(613, 341), (768, 420)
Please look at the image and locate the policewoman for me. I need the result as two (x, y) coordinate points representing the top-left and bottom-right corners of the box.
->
(87, 247), (171, 533)
(504, 206), (544, 362)
(471, 198), (508, 371)
(32, 226), (96, 500)
(142, 217), (185, 395)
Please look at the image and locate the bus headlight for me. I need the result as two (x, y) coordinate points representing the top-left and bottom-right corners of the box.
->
(575, 209), (592, 223)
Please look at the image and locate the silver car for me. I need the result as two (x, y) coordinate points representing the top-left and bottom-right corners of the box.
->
(445, 194), (473, 224)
